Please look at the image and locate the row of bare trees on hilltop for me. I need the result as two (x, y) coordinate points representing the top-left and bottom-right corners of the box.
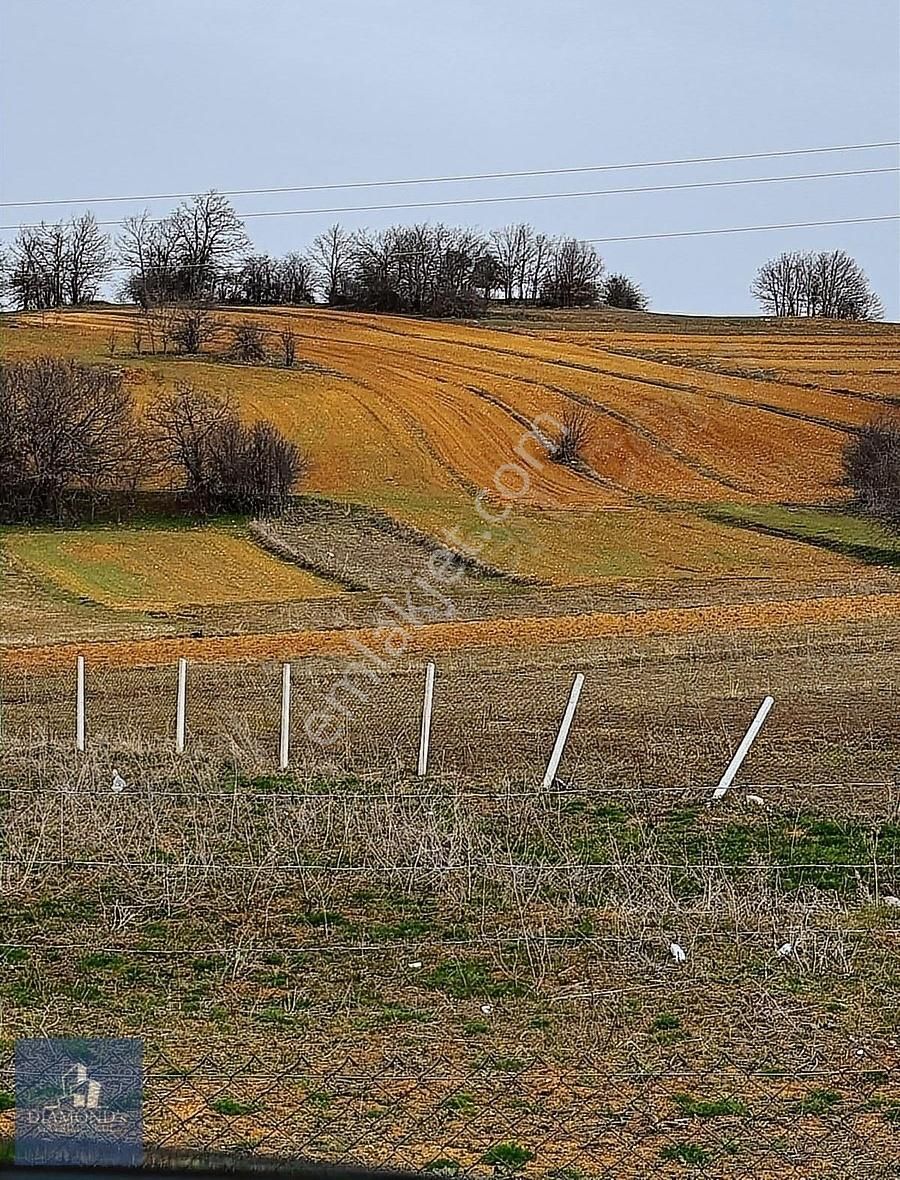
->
(1, 192), (647, 315)
(1, 190), (884, 319)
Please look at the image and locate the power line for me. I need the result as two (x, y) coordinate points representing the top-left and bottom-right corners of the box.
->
(57, 211), (897, 277)
(584, 213), (900, 245)
(2, 139), (897, 210)
(2, 165), (896, 233)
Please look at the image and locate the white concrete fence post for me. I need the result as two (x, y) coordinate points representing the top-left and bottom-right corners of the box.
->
(175, 657), (188, 754)
(75, 655), (86, 753)
(712, 695), (775, 800)
(279, 662), (292, 771)
(542, 672), (585, 789)
(417, 661), (436, 777)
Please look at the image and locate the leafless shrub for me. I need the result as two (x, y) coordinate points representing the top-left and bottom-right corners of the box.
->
(147, 381), (306, 514)
(278, 326), (297, 368)
(229, 320), (269, 364)
(167, 305), (221, 354)
(0, 357), (145, 521)
(603, 272), (649, 310)
(548, 408), (593, 466)
(842, 413), (900, 528)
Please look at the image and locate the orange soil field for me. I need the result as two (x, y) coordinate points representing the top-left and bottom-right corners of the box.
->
(6, 590), (900, 672)
(7, 307), (899, 509)
(1, 306), (898, 597)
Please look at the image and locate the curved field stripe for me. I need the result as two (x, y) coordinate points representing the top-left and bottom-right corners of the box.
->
(305, 316), (842, 500)
(285, 317), (760, 500)
(7, 591), (900, 672)
(280, 325), (630, 507)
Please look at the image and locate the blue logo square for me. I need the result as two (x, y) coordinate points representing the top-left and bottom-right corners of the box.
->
(15, 1038), (143, 1166)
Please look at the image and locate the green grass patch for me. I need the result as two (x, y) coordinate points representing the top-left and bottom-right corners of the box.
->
(793, 1089), (842, 1115)
(426, 958), (525, 1000)
(481, 1142), (534, 1172)
(660, 1143), (711, 1166)
(209, 1097), (257, 1116)
(700, 503), (900, 567)
(673, 1092), (748, 1118)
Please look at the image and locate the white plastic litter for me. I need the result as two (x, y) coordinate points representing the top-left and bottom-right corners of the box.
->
(669, 942), (687, 964)
(111, 769), (127, 794)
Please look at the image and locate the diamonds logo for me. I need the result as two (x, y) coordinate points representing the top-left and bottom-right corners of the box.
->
(15, 1038), (143, 1165)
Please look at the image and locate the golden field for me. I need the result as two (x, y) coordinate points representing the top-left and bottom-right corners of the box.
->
(1, 303), (899, 664)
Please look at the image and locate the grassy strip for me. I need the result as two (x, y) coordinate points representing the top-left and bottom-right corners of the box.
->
(698, 503), (900, 568)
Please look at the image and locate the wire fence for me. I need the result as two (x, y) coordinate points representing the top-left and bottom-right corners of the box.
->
(2, 647), (900, 1175)
(2, 641), (899, 787)
(2, 1049), (900, 1177)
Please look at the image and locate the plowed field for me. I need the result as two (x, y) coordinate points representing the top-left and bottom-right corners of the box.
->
(2, 305), (898, 651)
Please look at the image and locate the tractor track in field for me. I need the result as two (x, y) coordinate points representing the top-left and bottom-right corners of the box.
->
(338, 371), (481, 499)
(460, 384), (641, 503)
(302, 317), (860, 437)
(602, 345), (900, 409)
(292, 322), (775, 495)
(463, 377), (756, 499)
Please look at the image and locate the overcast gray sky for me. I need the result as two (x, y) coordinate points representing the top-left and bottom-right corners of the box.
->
(2, 0), (898, 316)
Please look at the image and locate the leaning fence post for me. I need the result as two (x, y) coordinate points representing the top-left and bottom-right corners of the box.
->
(417, 661), (436, 777)
(712, 695), (774, 800)
(279, 662), (292, 771)
(542, 672), (585, 789)
(175, 657), (188, 754)
(75, 655), (86, 753)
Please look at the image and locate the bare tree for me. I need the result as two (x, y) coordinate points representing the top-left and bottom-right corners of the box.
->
(9, 222), (67, 309)
(7, 216), (111, 309)
(309, 224), (354, 304)
(169, 191), (250, 299)
(603, 273), (649, 310)
(146, 383), (235, 510)
(117, 212), (181, 308)
(490, 224), (537, 302)
(147, 382), (305, 514)
(118, 194), (248, 305)
(278, 326), (298, 367)
(752, 249), (883, 320)
(0, 358), (144, 519)
(541, 239), (604, 308)
(527, 232), (553, 304)
(279, 252), (316, 303)
(217, 251), (317, 305)
(66, 213), (111, 304)
(842, 414), (900, 527)
(548, 407), (593, 466)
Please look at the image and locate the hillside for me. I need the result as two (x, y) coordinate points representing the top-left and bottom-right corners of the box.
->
(1, 305), (899, 655)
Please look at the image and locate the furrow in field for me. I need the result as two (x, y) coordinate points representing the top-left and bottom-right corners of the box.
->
(296, 315), (843, 500)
